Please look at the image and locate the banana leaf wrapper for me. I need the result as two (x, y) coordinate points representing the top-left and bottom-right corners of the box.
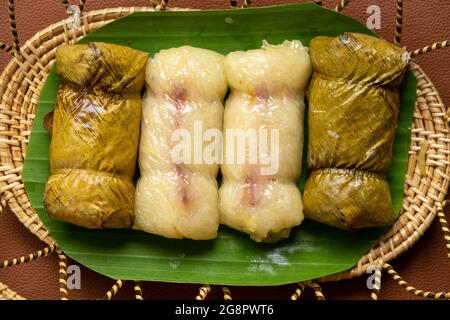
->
(43, 42), (148, 228)
(304, 33), (409, 230)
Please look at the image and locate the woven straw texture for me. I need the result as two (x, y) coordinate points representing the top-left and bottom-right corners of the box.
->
(1, 0), (449, 300)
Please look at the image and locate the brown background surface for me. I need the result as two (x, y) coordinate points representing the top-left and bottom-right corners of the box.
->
(0, 0), (449, 300)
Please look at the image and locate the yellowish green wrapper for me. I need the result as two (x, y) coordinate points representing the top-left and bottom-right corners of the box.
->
(44, 42), (148, 228)
(304, 33), (409, 230)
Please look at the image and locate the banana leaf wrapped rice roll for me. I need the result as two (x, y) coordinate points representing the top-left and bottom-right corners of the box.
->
(304, 33), (409, 230)
(43, 42), (148, 228)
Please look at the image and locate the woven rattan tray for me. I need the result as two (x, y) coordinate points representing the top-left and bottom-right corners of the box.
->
(1, 0), (449, 300)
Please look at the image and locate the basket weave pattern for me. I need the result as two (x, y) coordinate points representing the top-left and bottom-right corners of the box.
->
(0, 1), (449, 300)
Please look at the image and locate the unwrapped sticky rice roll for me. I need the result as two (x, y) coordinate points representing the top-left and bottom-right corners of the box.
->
(133, 46), (227, 240)
(219, 40), (312, 242)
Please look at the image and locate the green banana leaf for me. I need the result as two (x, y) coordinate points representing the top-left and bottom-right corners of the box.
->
(22, 3), (417, 285)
